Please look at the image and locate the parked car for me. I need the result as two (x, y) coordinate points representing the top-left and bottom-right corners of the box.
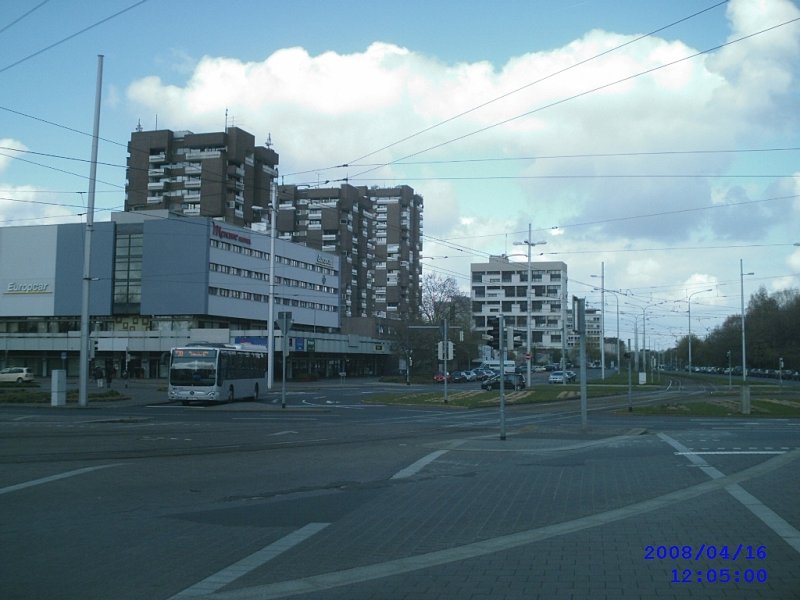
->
(461, 370), (477, 382)
(433, 372), (452, 383)
(471, 368), (493, 381)
(0, 367), (34, 383)
(548, 371), (566, 384)
(451, 371), (472, 383)
(481, 373), (526, 391)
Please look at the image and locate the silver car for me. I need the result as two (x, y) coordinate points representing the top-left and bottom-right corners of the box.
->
(0, 367), (34, 383)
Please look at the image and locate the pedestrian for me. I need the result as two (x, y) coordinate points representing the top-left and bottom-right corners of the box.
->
(105, 368), (113, 389)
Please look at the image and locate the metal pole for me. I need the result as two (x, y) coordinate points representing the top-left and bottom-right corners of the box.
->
(615, 293), (620, 370)
(561, 273), (567, 382)
(688, 295), (693, 373)
(526, 223), (532, 388)
(267, 182), (277, 390)
(740, 259), (749, 382)
(577, 298), (587, 428)
(443, 318), (449, 404)
(499, 314), (506, 441)
(78, 55), (104, 408)
(600, 262), (605, 380)
(627, 339), (632, 411)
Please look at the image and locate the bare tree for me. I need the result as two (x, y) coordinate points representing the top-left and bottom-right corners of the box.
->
(420, 273), (460, 324)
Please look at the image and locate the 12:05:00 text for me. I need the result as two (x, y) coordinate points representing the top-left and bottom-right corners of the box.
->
(672, 568), (768, 584)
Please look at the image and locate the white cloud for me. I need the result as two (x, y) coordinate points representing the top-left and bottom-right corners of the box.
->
(0, 139), (27, 172)
(0, 186), (84, 226)
(120, 0), (799, 309)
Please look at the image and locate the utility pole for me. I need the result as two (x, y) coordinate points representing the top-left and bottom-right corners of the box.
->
(267, 180), (277, 390)
(78, 55), (104, 409)
(499, 313), (506, 440)
(573, 297), (588, 429)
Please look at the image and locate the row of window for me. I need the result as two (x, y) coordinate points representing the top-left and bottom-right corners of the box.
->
(210, 238), (338, 276)
(471, 271), (562, 283)
(209, 263), (338, 295)
(208, 287), (337, 311)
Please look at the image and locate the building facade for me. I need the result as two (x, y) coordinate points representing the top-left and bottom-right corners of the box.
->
(276, 183), (423, 333)
(470, 256), (568, 361)
(125, 127), (279, 227)
(125, 128), (424, 337)
(0, 212), (391, 379)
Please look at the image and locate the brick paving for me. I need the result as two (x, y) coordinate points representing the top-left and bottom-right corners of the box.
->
(210, 422), (800, 600)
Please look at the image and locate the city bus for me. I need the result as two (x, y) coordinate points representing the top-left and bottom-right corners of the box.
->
(168, 344), (267, 405)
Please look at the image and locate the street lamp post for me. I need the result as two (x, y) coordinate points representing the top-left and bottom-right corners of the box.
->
(590, 263), (606, 380)
(687, 288), (712, 374)
(513, 224), (547, 388)
(740, 259), (754, 382)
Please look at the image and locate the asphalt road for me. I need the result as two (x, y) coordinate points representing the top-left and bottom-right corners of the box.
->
(1, 382), (798, 599)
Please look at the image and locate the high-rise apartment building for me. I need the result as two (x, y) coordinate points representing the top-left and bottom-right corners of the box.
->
(277, 184), (423, 331)
(471, 256), (568, 359)
(125, 127), (424, 334)
(125, 127), (279, 226)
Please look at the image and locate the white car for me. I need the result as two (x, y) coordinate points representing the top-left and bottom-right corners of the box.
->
(0, 367), (34, 383)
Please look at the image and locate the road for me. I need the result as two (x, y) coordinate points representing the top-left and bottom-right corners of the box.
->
(1, 380), (798, 599)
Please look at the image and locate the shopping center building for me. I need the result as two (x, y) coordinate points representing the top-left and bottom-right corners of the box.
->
(0, 210), (392, 380)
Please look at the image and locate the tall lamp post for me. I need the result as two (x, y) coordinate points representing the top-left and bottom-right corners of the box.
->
(687, 288), (712, 374)
(596, 288), (622, 373)
(513, 223), (547, 388)
(590, 263), (606, 380)
(740, 259), (754, 382)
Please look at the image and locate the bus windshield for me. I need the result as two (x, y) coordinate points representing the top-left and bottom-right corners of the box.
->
(170, 349), (217, 386)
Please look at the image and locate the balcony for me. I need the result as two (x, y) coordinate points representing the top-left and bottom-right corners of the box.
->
(148, 153), (166, 163)
(182, 204), (201, 216)
(147, 181), (165, 191)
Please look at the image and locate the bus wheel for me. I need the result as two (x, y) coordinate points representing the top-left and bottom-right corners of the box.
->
(253, 383), (259, 401)
(228, 386), (234, 402)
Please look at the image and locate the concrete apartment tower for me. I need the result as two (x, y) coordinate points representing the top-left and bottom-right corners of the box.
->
(277, 184), (423, 335)
(125, 127), (279, 226)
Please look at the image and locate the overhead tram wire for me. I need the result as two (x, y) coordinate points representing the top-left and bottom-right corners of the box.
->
(0, 0), (150, 75)
(281, 1), (729, 181)
(0, 1), (51, 37)
(434, 191), (800, 245)
(344, 15), (800, 182)
(339, 1), (730, 170)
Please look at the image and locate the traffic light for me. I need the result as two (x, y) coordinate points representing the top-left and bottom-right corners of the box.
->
(484, 316), (500, 350)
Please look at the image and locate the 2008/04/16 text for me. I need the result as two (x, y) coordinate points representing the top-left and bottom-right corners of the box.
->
(644, 544), (767, 561)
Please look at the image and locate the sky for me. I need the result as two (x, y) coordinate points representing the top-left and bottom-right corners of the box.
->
(1, 0), (799, 355)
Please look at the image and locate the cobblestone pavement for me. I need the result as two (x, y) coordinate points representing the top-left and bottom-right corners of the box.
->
(187, 420), (800, 600)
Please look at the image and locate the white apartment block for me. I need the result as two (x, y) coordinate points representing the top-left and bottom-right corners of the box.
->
(471, 256), (568, 356)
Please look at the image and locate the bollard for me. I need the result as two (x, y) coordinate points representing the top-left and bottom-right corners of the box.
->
(51, 370), (67, 406)
(741, 385), (751, 415)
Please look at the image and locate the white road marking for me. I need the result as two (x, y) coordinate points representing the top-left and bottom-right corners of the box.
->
(210, 450), (800, 600)
(169, 523), (329, 598)
(391, 440), (467, 479)
(659, 433), (800, 555)
(0, 464), (122, 496)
